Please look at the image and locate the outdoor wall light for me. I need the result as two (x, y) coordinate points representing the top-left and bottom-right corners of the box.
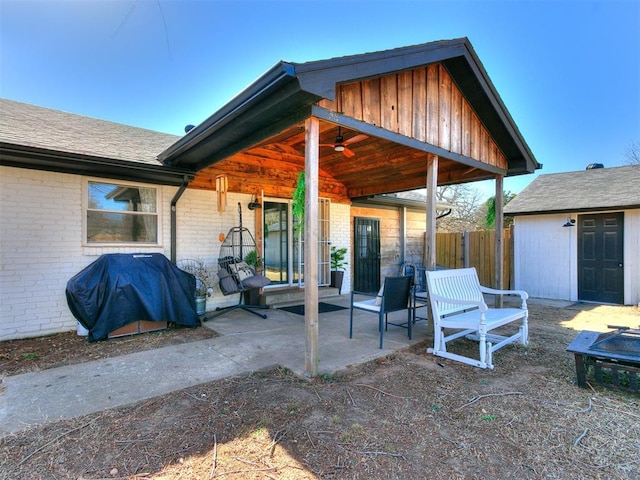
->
(563, 217), (576, 227)
(248, 194), (261, 210)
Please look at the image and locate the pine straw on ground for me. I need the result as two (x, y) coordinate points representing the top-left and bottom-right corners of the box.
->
(1, 303), (639, 479)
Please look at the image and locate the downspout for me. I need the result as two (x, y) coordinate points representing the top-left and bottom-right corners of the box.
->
(170, 175), (190, 264)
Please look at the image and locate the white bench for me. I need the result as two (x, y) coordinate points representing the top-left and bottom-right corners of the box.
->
(425, 267), (529, 369)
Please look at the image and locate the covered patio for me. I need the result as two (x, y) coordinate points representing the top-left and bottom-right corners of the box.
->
(158, 38), (539, 376)
(205, 295), (431, 379)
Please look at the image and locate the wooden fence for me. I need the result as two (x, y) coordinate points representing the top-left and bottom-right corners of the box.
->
(435, 227), (514, 288)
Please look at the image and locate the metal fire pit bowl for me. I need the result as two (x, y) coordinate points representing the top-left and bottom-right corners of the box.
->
(567, 326), (640, 394)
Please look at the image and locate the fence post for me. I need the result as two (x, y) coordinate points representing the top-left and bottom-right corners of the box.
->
(462, 231), (469, 268)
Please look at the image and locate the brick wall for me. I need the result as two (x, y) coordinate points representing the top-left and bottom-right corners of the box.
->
(0, 165), (357, 341)
(174, 191), (255, 310)
(0, 166), (256, 341)
(1, 167), (90, 340)
(330, 202), (351, 294)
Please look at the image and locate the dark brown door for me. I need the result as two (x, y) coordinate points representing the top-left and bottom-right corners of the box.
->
(578, 212), (624, 304)
(353, 217), (380, 293)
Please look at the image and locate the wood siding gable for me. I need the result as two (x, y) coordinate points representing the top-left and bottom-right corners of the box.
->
(318, 63), (507, 171)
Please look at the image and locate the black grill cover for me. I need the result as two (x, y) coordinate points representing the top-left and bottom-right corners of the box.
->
(66, 253), (200, 342)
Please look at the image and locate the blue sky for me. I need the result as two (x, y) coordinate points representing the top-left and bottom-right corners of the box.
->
(1, 0), (639, 198)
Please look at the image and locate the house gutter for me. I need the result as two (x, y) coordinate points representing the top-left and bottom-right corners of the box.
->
(158, 62), (297, 165)
(0, 142), (194, 187)
(353, 194), (454, 211)
(505, 204), (640, 217)
(170, 176), (190, 264)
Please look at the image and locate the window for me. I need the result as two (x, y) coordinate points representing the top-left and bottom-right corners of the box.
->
(85, 181), (158, 244)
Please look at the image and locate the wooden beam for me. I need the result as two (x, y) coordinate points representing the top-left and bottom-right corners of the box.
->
(494, 175), (504, 307)
(304, 117), (320, 377)
(425, 154), (438, 270)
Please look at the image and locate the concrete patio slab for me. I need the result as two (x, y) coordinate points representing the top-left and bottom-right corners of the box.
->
(0, 295), (430, 437)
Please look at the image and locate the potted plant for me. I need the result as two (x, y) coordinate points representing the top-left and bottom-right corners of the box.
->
(178, 259), (214, 316)
(243, 249), (263, 272)
(194, 277), (209, 316)
(330, 246), (348, 294)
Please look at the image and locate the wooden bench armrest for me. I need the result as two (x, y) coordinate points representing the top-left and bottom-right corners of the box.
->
(479, 286), (529, 300)
(429, 292), (487, 312)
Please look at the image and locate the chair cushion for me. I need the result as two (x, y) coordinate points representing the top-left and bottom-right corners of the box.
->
(241, 274), (271, 289)
(217, 268), (239, 295)
(229, 261), (254, 281)
(374, 285), (384, 306)
(353, 298), (381, 312)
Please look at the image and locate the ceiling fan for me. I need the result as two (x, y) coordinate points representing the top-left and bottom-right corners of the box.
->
(320, 127), (368, 158)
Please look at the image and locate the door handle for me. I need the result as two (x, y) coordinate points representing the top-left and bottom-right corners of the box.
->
(619, 263), (623, 267)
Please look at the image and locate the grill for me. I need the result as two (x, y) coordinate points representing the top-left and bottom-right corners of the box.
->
(567, 326), (640, 394)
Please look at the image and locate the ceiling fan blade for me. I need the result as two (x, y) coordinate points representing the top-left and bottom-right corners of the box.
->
(343, 148), (356, 158)
(343, 134), (368, 146)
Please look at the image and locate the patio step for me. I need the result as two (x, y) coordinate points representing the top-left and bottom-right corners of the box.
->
(259, 287), (341, 307)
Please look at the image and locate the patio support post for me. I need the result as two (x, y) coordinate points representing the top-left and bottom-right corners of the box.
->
(494, 175), (504, 307)
(304, 116), (320, 377)
(425, 154), (438, 271)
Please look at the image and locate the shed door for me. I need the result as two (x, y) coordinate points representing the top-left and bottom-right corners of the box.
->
(578, 212), (624, 304)
(353, 217), (380, 293)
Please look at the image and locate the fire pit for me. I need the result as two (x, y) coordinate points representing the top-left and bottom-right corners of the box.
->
(567, 326), (640, 393)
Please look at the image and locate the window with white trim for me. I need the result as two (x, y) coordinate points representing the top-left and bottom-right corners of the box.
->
(85, 180), (158, 244)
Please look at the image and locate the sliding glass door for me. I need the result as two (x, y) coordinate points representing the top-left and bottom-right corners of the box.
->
(263, 201), (290, 285)
(263, 199), (330, 287)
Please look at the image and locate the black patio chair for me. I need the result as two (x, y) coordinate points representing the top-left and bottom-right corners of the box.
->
(349, 275), (412, 349)
(413, 265), (429, 323)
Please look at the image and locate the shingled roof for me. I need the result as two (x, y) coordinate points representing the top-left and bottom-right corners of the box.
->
(503, 165), (640, 215)
(0, 98), (192, 186)
(0, 98), (177, 164)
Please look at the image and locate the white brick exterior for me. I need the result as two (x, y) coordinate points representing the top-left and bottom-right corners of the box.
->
(1, 166), (359, 341)
(329, 202), (351, 294)
(0, 166), (258, 341)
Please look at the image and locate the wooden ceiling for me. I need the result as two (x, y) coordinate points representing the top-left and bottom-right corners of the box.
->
(187, 120), (501, 204)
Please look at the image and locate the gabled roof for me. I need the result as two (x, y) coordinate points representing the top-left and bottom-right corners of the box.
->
(159, 37), (538, 177)
(504, 165), (640, 215)
(1, 38), (539, 196)
(0, 98), (193, 186)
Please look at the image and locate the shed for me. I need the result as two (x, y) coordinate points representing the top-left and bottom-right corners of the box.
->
(504, 165), (640, 305)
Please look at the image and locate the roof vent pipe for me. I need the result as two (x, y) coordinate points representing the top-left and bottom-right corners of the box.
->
(184, 124), (195, 134)
(586, 163), (604, 169)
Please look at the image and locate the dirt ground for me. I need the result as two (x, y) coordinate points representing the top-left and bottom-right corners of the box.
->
(1, 303), (639, 480)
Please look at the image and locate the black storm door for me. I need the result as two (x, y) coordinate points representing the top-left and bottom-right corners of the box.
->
(353, 218), (380, 293)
